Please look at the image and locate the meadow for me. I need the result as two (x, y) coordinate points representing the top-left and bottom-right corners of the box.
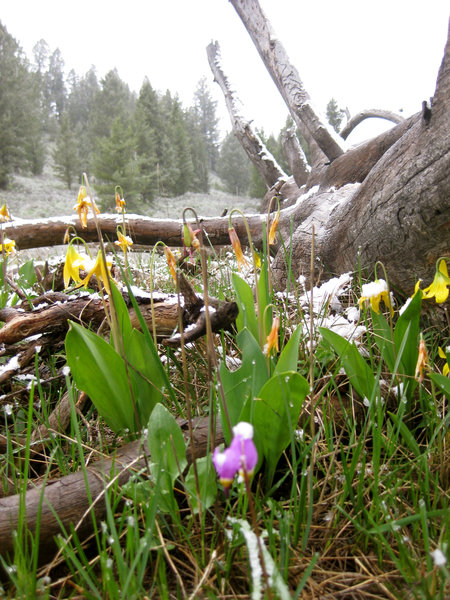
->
(0, 169), (448, 599)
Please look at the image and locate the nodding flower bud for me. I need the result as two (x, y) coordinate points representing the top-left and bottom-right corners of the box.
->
(182, 222), (200, 250)
(228, 227), (249, 271)
(213, 422), (258, 495)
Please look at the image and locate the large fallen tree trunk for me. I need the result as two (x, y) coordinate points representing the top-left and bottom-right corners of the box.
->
(0, 417), (224, 561)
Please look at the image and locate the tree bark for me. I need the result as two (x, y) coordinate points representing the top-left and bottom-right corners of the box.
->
(280, 126), (310, 188)
(206, 40), (288, 190)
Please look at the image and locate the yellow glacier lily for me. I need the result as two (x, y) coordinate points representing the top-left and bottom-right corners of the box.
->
(358, 278), (394, 315)
(83, 251), (112, 295)
(438, 347), (450, 376)
(264, 316), (280, 356)
(0, 237), (16, 256)
(422, 259), (450, 304)
(114, 231), (133, 254)
(0, 203), (12, 222)
(73, 185), (99, 228)
(63, 244), (89, 288)
(228, 226), (249, 271)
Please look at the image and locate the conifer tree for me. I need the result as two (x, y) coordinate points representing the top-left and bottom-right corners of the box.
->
(326, 98), (344, 133)
(217, 132), (251, 195)
(93, 117), (140, 209)
(53, 113), (81, 189)
(0, 22), (44, 187)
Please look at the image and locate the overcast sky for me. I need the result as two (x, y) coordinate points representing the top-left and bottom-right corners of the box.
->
(2, 1), (449, 142)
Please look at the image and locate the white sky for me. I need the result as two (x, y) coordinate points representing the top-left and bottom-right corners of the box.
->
(1, 1), (449, 143)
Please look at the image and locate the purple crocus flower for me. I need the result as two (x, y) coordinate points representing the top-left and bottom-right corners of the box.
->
(213, 422), (258, 494)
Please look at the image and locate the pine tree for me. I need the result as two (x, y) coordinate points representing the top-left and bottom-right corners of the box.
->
(53, 113), (81, 189)
(217, 132), (251, 195)
(93, 117), (140, 210)
(193, 77), (220, 171)
(0, 22), (44, 187)
(326, 98), (344, 133)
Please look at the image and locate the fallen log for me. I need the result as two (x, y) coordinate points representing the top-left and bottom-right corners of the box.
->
(0, 416), (224, 561)
(3, 212), (266, 252)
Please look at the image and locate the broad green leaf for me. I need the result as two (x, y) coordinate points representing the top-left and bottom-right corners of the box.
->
(65, 321), (136, 432)
(184, 455), (217, 513)
(253, 371), (309, 486)
(429, 372), (450, 397)
(147, 403), (187, 483)
(232, 273), (259, 341)
(256, 261), (272, 343)
(371, 310), (396, 373)
(108, 279), (133, 345)
(319, 327), (377, 400)
(394, 291), (422, 377)
(219, 327), (269, 440)
(275, 324), (302, 375)
(18, 259), (37, 289)
(125, 328), (165, 425)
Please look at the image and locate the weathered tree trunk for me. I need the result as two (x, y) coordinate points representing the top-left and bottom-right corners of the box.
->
(206, 40), (288, 190)
(280, 126), (310, 188)
(229, 0), (345, 166)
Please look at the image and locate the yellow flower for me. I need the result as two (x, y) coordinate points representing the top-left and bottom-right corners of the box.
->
(264, 316), (280, 356)
(228, 226), (249, 271)
(358, 278), (393, 315)
(268, 208), (280, 245)
(438, 347), (450, 377)
(415, 338), (429, 383)
(63, 244), (89, 288)
(422, 259), (450, 304)
(0, 203), (12, 222)
(114, 231), (133, 253)
(115, 192), (126, 213)
(82, 251), (112, 295)
(164, 246), (177, 284)
(73, 185), (99, 228)
(0, 237), (16, 255)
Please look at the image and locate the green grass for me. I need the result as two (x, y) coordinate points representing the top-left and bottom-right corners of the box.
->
(0, 175), (448, 599)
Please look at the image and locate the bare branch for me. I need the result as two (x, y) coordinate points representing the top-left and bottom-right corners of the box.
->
(340, 109), (405, 140)
(206, 40), (287, 189)
(229, 0), (344, 163)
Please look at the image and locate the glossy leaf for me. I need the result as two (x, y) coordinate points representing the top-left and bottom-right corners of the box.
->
(253, 371), (309, 486)
(65, 321), (136, 432)
(319, 327), (377, 400)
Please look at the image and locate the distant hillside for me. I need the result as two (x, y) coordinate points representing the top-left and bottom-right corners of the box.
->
(1, 153), (261, 221)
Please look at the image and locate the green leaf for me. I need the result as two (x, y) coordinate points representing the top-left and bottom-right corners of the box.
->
(147, 404), (187, 484)
(124, 328), (166, 426)
(371, 310), (396, 373)
(18, 259), (37, 289)
(319, 327), (377, 400)
(184, 456), (217, 513)
(253, 371), (309, 486)
(429, 372), (450, 397)
(219, 327), (269, 440)
(393, 291), (422, 377)
(275, 324), (302, 375)
(65, 321), (136, 432)
(108, 279), (133, 344)
(232, 273), (259, 341)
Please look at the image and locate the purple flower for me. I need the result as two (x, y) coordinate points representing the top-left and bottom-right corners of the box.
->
(213, 422), (258, 493)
